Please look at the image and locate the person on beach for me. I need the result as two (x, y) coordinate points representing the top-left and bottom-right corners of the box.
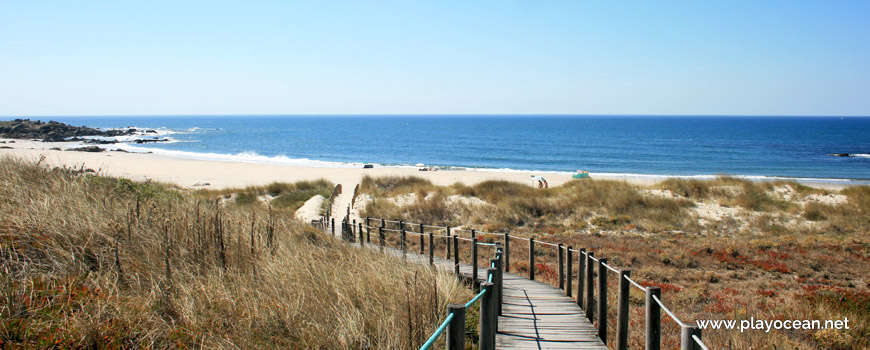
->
(531, 175), (548, 188)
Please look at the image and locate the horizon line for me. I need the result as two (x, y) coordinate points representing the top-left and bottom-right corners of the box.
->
(2, 113), (868, 118)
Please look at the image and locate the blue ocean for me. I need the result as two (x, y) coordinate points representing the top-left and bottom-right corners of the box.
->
(36, 115), (870, 184)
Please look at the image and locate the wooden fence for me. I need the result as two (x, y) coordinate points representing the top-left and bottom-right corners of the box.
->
(321, 216), (505, 350)
(334, 217), (714, 350)
(325, 183), (342, 221)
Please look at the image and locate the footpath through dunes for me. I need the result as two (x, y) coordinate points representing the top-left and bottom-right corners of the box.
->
(357, 239), (605, 349)
(497, 274), (606, 349)
(327, 180), (362, 237)
(328, 217), (607, 350)
(326, 217), (716, 350)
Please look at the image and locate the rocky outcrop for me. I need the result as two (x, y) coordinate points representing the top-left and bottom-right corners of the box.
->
(66, 146), (105, 152)
(0, 119), (137, 141)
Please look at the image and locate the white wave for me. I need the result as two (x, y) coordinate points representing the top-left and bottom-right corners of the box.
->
(97, 125), (214, 137)
(852, 153), (870, 158)
(591, 172), (859, 183)
(101, 144), (867, 184)
(472, 167), (574, 175)
(115, 145), (368, 168)
(76, 134), (182, 144)
(474, 168), (862, 183)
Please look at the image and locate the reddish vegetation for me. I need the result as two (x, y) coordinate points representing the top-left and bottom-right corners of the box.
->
(361, 176), (870, 349)
(640, 280), (683, 293)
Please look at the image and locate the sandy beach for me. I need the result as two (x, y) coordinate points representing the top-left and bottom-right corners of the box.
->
(0, 139), (851, 191)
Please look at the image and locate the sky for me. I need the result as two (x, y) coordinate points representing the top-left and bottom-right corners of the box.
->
(1, 1), (869, 116)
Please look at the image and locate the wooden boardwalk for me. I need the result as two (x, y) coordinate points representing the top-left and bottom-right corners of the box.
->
(363, 242), (606, 349)
(497, 273), (606, 349)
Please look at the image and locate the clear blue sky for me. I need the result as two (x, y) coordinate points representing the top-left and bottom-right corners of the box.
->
(1, 1), (868, 116)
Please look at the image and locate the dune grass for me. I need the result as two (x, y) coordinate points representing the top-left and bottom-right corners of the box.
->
(0, 157), (470, 349)
(360, 175), (870, 349)
(362, 177), (697, 234)
(196, 179), (334, 214)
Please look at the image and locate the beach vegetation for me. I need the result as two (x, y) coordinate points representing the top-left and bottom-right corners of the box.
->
(359, 174), (870, 349)
(360, 175), (436, 197)
(0, 157), (470, 348)
(197, 179), (334, 213)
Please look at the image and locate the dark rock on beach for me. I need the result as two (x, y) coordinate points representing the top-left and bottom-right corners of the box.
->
(0, 119), (137, 141)
(67, 146), (105, 153)
(133, 138), (170, 144)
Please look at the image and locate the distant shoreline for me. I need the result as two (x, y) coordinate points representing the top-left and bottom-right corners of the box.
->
(4, 115), (869, 184)
(0, 138), (858, 191)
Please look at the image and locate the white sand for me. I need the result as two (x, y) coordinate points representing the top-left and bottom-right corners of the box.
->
(0, 139), (851, 191)
(294, 194), (325, 222)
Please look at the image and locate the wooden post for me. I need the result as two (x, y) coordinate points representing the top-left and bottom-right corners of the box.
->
(471, 230), (478, 288)
(420, 232), (425, 254)
(330, 218), (335, 236)
(529, 237), (536, 280)
(617, 270), (631, 350)
(585, 251), (594, 322)
(428, 232), (434, 266)
(566, 246), (573, 298)
(453, 236), (460, 277)
(379, 220), (385, 248)
(681, 325), (702, 350)
(358, 222), (364, 247)
(480, 280), (496, 350)
(578, 248), (586, 307)
(646, 287), (662, 350)
(446, 226), (452, 259)
(598, 258), (608, 343)
(496, 249), (504, 316)
(401, 229), (406, 259)
(398, 219), (403, 231)
(446, 303), (466, 350)
(378, 227), (385, 252)
(503, 233), (510, 273)
(365, 217), (371, 243)
(556, 243), (565, 290)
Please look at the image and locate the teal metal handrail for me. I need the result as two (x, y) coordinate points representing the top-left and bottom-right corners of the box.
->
(419, 313), (456, 350)
(359, 218), (503, 350)
(464, 288), (488, 308)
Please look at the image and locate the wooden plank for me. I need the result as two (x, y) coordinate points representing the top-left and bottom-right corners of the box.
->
(359, 242), (606, 350)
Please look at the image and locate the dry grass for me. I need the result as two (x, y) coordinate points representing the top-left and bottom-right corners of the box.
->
(0, 157), (471, 349)
(196, 179), (334, 213)
(364, 177), (696, 234)
(360, 175), (436, 198)
(360, 175), (870, 349)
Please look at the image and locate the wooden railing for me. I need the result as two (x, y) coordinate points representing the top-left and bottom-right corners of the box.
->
(331, 217), (505, 350)
(350, 183), (360, 209)
(354, 217), (712, 350)
(325, 183), (342, 221)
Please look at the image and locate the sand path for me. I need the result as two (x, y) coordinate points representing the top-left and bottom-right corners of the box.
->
(328, 179), (362, 238)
